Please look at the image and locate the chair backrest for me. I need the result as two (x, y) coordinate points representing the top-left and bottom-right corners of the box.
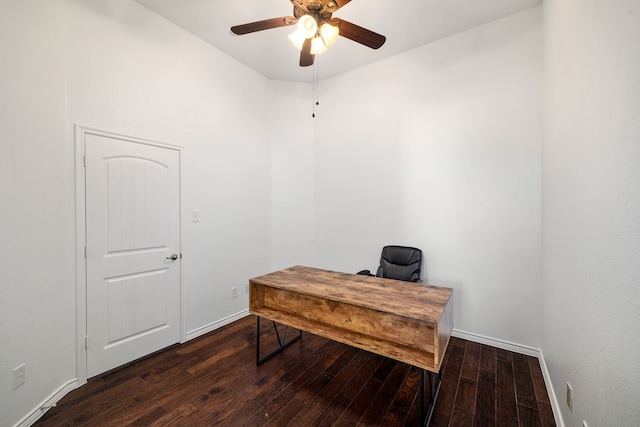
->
(376, 245), (422, 282)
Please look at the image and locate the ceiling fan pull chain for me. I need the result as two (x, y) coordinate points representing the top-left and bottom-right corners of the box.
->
(312, 57), (319, 118)
(316, 57), (320, 108)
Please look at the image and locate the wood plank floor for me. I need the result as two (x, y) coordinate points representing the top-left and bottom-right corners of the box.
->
(34, 315), (556, 426)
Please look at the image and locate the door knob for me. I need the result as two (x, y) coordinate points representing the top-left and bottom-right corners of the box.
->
(166, 253), (179, 260)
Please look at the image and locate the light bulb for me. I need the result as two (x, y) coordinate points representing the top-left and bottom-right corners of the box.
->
(311, 37), (327, 54)
(297, 15), (317, 39)
(288, 30), (305, 50)
(320, 23), (339, 46)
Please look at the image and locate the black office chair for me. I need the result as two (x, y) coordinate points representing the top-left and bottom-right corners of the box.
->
(358, 245), (423, 282)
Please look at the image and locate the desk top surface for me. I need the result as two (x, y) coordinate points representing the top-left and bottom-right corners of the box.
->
(250, 265), (453, 323)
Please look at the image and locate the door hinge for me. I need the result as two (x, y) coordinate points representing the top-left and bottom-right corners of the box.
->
(180, 253), (183, 259)
(85, 336), (88, 350)
(83, 155), (86, 167)
(84, 246), (87, 259)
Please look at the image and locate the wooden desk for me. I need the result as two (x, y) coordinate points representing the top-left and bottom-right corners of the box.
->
(249, 266), (454, 425)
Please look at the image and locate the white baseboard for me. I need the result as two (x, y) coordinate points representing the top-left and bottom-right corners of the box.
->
(537, 349), (565, 427)
(452, 328), (540, 357)
(15, 379), (79, 427)
(452, 329), (564, 427)
(185, 309), (250, 341)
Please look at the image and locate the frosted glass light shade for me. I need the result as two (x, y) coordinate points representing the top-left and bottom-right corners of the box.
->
(297, 15), (317, 39)
(289, 17), (336, 55)
(288, 30), (305, 50)
(311, 37), (327, 54)
(320, 23), (339, 46)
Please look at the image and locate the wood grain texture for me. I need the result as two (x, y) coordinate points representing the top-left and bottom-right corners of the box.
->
(34, 315), (556, 427)
(250, 266), (453, 372)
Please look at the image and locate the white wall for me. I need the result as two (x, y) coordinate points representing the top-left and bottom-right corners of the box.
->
(268, 81), (315, 270)
(64, 0), (272, 336)
(542, 0), (640, 426)
(0, 2), (74, 425)
(0, 1), (271, 426)
(6, 1), (639, 425)
(310, 7), (543, 348)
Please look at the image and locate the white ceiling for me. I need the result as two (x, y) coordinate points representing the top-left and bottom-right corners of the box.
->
(135, 0), (542, 83)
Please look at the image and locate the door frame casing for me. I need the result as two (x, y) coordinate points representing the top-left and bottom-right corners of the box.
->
(74, 125), (186, 384)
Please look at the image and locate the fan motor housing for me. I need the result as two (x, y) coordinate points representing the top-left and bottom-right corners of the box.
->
(293, 1), (334, 24)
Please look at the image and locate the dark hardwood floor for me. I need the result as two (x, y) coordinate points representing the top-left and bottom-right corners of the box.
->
(34, 315), (555, 426)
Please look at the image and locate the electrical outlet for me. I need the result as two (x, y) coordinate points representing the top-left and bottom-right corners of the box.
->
(566, 382), (573, 411)
(13, 364), (26, 390)
(232, 287), (238, 298)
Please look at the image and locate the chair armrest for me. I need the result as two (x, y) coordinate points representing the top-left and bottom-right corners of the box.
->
(410, 272), (423, 283)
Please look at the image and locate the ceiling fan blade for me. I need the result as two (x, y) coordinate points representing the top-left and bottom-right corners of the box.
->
(331, 18), (386, 49)
(299, 38), (315, 67)
(231, 16), (296, 35)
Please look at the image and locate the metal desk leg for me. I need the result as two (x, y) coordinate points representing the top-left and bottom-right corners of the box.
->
(420, 368), (442, 426)
(256, 316), (302, 365)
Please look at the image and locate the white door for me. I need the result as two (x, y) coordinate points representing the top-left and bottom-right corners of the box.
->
(85, 133), (181, 378)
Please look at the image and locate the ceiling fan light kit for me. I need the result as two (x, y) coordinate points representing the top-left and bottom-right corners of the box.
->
(231, 0), (386, 68)
(297, 14), (318, 38)
(310, 36), (328, 54)
(288, 26), (334, 55)
(320, 22), (339, 46)
(288, 17), (337, 55)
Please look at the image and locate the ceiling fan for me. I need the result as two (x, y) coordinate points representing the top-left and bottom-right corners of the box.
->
(231, 0), (386, 67)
